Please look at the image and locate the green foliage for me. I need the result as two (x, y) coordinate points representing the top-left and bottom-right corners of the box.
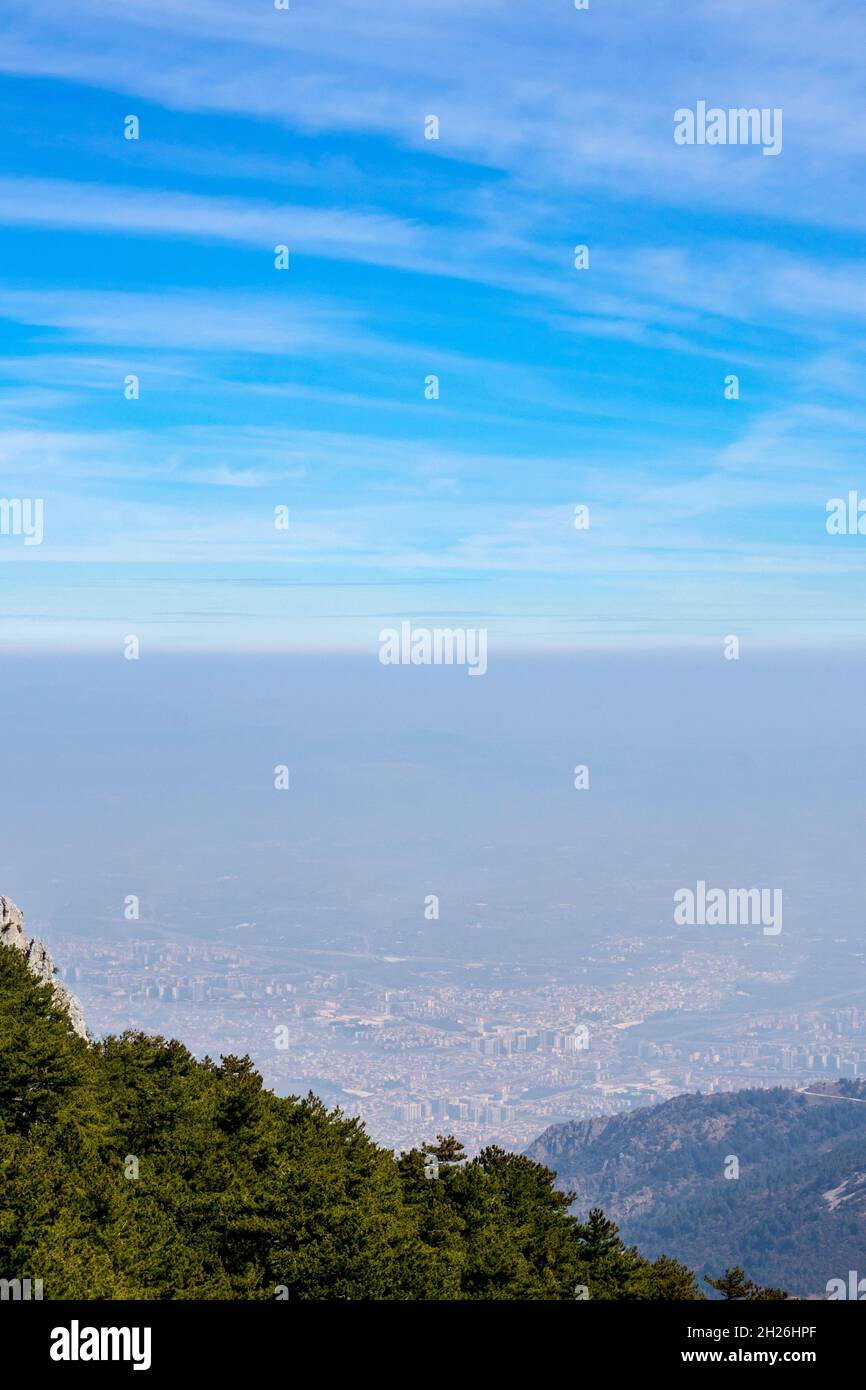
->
(0, 948), (759, 1300)
(705, 1266), (787, 1301)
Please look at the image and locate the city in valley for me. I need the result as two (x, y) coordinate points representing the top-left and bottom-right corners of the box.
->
(52, 922), (866, 1154)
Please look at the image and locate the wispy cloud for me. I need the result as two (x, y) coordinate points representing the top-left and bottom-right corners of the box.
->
(1, 0), (865, 648)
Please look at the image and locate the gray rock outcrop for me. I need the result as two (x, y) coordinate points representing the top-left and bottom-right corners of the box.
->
(0, 896), (87, 1038)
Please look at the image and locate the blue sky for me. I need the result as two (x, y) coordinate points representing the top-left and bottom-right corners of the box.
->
(1, 0), (865, 650)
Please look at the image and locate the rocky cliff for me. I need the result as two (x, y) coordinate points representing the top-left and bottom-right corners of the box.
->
(0, 896), (86, 1038)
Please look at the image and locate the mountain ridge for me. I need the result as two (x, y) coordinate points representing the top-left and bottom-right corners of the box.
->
(526, 1084), (866, 1297)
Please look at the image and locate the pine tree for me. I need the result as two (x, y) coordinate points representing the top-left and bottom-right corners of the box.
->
(705, 1266), (787, 1300)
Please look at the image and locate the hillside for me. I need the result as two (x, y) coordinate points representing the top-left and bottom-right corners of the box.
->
(0, 901), (733, 1301)
(526, 1085), (866, 1297)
